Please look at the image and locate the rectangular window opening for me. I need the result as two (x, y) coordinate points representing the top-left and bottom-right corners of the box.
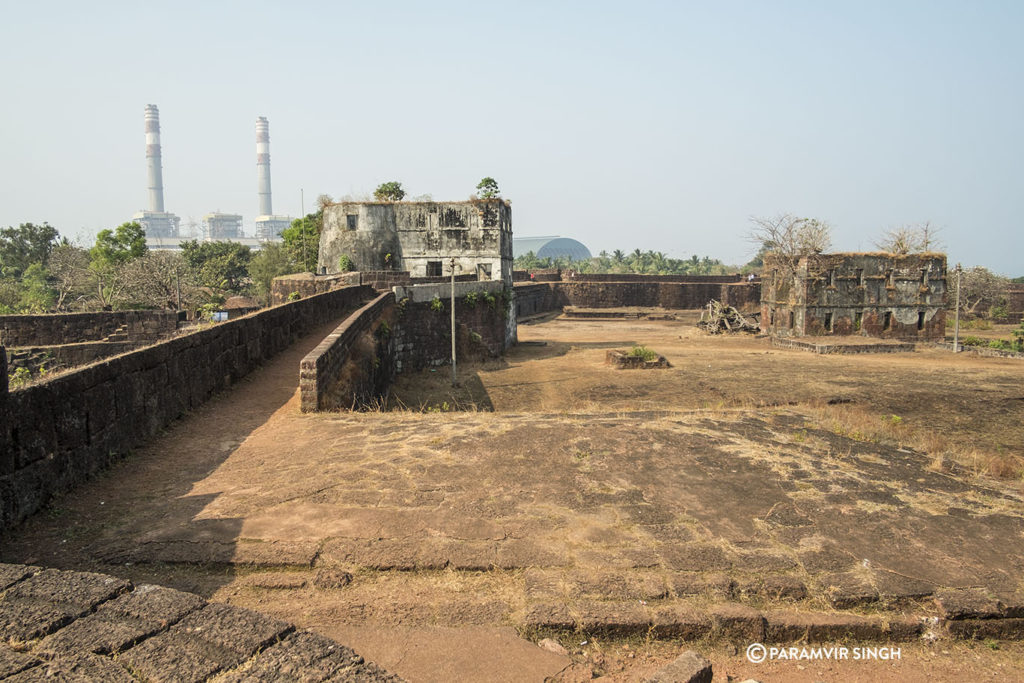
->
(346, 214), (358, 230)
(788, 311), (795, 329)
(854, 312), (863, 331)
(883, 311), (892, 330)
(426, 261), (442, 277)
(824, 312), (833, 332)
(917, 311), (925, 330)
(855, 268), (864, 286)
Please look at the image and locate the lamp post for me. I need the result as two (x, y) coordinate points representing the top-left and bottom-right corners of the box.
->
(300, 189), (307, 271)
(450, 257), (458, 385)
(953, 263), (962, 353)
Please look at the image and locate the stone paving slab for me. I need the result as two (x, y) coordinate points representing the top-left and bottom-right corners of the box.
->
(0, 644), (39, 678)
(6, 653), (136, 682)
(218, 630), (402, 682)
(0, 564), (403, 682)
(36, 585), (205, 656)
(0, 568), (38, 593)
(0, 569), (130, 641)
(120, 602), (294, 681)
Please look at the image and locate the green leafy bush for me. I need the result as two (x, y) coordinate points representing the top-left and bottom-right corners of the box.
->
(628, 346), (658, 362)
(430, 296), (444, 313)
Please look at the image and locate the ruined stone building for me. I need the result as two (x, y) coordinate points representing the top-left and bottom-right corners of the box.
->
(760, 252), (947, 340)
(318, 200), (513, 285)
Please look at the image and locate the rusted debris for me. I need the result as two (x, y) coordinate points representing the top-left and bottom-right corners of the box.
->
(698, 300), (760, 334)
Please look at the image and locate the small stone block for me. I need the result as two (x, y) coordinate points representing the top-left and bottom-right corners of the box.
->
(739, 576), (807, 601)
(660, 544), (733, 572)
(574, 601), (650, 636)
(651, 606), (713, 639)
(765, 611), (884, 643)
(709, 603), (765, 642)
(947, 618), (1024, 640)
(645, 650), (712, 683)
(871, 570), (934, 601)
(817, 572), (878, 608)
(522, 603), (574, 631)
(934, 588), (1003, 620)
(670, 573), (735, 599)
(231, 541), (319, 567)
(313, 569), (352, 589)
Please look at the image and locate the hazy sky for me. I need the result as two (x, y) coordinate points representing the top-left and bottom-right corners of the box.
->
(2, 1), (1021, 274)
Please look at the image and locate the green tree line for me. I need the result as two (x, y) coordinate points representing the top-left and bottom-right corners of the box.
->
(514, 248), (738, 276)
(0, 213), (323, 314)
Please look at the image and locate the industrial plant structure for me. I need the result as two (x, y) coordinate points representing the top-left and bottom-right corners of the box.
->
(133, 107), (288, 250)
(132, 105), (181, 239)
(253, 116), (292, 240)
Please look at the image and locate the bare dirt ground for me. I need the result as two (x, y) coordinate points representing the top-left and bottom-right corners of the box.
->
(4, 312), (1024, 681)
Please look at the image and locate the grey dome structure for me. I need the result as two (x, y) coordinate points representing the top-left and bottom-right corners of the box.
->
(513, 236), (592, 261)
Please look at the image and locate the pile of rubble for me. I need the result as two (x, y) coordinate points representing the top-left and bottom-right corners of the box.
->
(697, 300), (760, 334)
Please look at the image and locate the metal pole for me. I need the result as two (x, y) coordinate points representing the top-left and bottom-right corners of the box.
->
(450, 256), (457, 385)
(300, 188), (307, 271)
(953, 263), (962, 352)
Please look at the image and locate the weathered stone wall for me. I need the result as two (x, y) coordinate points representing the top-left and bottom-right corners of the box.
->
(270, 272), (346, 305)
(514, 283), (550, 318)
(271, 271), (482, 305)
(299, 292), (397, 412)
(512, 280), (761, 316)
(319, 200), (513, 284)
(761, 252), (947, 340)
(394, 292), (512, 373)
(0, 285), (375, 530)
(390, 281), (513, 371)
(562, 273), (744, 284)
(1004, 284), (1024, 322)
(720, 282), (761, 311)
(6, 342), (138, 375)
(299, 283), (513, 411)
(0, 310), (180, 347)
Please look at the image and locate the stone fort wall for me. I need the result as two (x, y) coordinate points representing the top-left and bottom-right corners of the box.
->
(0, 285), (375, 530)
(514, 281), (761, 317)
(0, 310), (180, 347)
(300, 283), (513, 411)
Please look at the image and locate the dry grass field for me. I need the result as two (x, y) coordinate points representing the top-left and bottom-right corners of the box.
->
(4, 312), (1023, 681)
